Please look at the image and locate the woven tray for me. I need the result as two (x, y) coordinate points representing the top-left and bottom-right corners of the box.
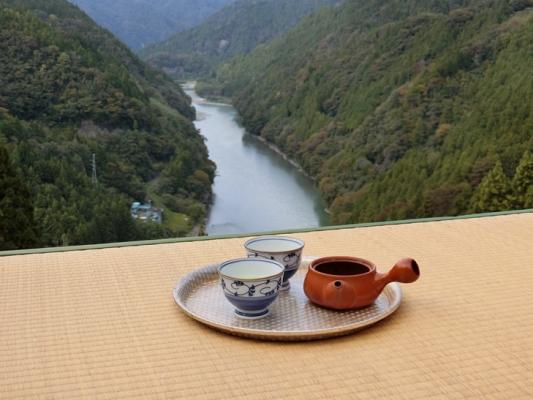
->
(173, 258), (402, 341)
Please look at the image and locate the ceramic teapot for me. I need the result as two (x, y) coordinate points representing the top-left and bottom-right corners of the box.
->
(303, 256), (420, 310)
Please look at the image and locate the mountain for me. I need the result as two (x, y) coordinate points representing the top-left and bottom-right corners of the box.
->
(199, 0), (533, 224)
(69, 0), (234, 50)
(140, 0), (342, 80)
(0, 0), (215, 250)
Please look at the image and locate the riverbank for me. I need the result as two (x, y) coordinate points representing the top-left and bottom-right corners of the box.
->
(246, 134), (315, 182)
(183, 81), (232, 106)
(184, 82), (330, 234)
(188, 81), (316, 182)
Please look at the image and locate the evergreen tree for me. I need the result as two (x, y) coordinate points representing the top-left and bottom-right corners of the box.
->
(76, 197), (139, 245)
(512, 151), (533, 209)
(0, 144), (38, 250)
(471, 161), (513, 213)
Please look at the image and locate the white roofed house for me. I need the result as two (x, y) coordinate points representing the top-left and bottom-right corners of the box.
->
(131, 201), (163, 224)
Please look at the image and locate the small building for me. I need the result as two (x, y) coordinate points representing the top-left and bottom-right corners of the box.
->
(131, 201), (163, 224)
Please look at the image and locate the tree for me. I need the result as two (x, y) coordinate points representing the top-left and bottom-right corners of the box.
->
(0, 144), (38, 250)
(76, 197), (138, 245)
(512, 151), (533, 208)
(471, 160), (513, 213)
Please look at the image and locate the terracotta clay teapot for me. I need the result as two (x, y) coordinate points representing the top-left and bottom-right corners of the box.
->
(303, 256), (420, 310)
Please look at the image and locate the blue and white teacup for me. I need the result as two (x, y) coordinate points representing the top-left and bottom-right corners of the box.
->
(244, 236), (305, 291)
(218, 258), (285, 319)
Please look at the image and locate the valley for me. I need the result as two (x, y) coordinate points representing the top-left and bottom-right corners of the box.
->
(1, 0), (532, 251)
(185, 83), (329, 235)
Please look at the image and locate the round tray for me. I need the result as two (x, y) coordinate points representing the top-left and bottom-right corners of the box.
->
(172, 258), (402, 341)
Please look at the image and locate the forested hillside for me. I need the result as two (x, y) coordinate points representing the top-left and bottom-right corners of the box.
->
(201, 0), (533, 224)
(0, 0), (215, 250)
(141, 0), (342, 80)
(69, 0), (234, 50)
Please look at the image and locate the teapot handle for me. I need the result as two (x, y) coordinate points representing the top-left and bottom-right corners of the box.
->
(388, 258), (420, 283)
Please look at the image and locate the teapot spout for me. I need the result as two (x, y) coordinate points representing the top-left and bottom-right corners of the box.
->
(322, 279), (357, 310)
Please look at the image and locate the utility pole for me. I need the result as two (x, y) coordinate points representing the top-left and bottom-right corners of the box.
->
(91, 153), (97, 185)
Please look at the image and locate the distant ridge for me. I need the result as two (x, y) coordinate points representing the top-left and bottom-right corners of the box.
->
(141, 0), (342, 79)
(69, 0), (235, 50)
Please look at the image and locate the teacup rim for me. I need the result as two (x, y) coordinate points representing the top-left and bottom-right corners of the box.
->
(218, 258), (285, 281)
(244, 236), (305, 254)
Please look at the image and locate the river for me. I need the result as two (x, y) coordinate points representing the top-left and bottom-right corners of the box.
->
(184, 84), (329, 236)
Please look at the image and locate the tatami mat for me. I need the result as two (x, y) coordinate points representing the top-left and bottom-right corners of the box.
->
(1, 213), (532, 399)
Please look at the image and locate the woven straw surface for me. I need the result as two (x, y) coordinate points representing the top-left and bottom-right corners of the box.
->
(1, 213), (532, 399)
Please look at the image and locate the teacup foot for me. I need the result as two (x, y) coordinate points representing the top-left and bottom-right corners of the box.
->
(234, 308), (270, 320)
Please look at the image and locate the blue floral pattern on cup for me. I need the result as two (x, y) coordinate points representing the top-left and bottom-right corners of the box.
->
(248, 251), (302, 271)
(244, 237), (305, 290)
(218, 258), (285, 318)
(221, 277), (282, 297)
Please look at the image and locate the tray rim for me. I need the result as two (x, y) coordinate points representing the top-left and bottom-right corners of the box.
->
(172, 261), (403, 341)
